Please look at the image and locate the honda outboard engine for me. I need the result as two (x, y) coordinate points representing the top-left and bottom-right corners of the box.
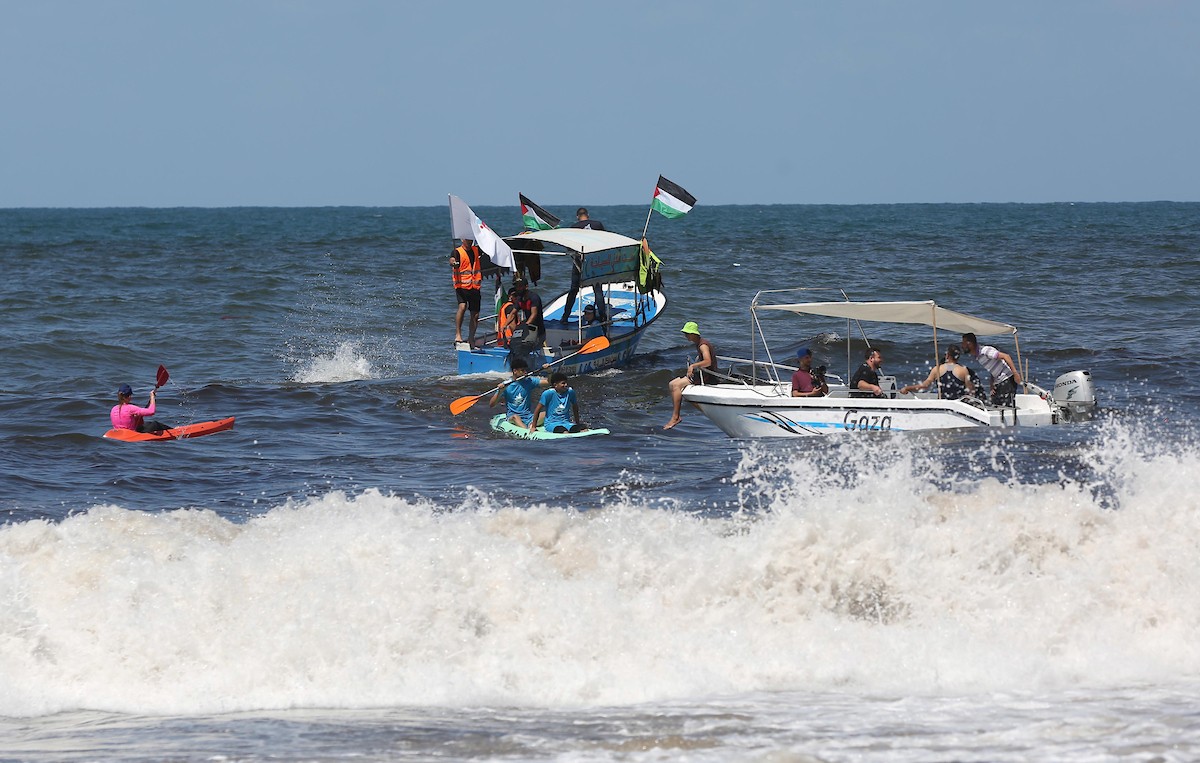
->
(1052, 370), (1097, 421)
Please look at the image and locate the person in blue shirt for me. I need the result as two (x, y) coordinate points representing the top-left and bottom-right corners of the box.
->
(489, 357), (548, 426)
(529, 372), (589, 433)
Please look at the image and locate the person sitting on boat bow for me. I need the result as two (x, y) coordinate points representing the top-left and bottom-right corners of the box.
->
(663, 321), (718, 430)
(850, 349), (886, 397)
(899, 344), (974, 400)
(960, 332), (1022, 406)
(791, 348), (828, 397)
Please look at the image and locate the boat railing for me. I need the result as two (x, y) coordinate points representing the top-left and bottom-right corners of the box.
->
(715, 355), (784, 384)
(712, 354), (849, 395)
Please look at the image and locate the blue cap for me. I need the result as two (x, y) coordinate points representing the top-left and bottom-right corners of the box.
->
(118, 384), (133, 396)
(796, 347), (812, 358)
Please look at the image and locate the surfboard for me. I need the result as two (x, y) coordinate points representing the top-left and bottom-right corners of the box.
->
(103, 417), (235, 442)
(490, 415), (609, 440)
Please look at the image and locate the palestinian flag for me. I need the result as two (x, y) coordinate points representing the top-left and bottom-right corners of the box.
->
(651, 176), (696, 219)
(519, 193), (561, 230)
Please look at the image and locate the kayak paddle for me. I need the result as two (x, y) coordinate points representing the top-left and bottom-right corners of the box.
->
(155, 365), (170, 390)
(449, 335), (610, 415)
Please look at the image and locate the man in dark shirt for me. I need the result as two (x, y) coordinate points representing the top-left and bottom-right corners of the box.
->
(850, 349), (885, 397)
(570, 207), (605, 232)
(561, 208), (607, 324)
(512, 277), (545, 344)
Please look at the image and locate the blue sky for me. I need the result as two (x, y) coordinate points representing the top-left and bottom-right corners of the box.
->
(2, 1), (1197, 207)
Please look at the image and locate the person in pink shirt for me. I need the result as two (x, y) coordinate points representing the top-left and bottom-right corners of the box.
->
(110, 383), (166, 433)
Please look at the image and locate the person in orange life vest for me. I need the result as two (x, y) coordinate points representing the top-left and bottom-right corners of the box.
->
(451, 237), (483, 346)
(497, 287), (520, 348)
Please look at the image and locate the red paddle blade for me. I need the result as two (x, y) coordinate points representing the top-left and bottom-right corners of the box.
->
(155, 365), (170, 388)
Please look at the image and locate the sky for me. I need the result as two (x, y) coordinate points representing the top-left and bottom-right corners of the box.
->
(2, 0), (1198, 207)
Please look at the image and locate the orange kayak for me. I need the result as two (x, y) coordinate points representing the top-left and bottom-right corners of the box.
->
(103, 417), (235, 442)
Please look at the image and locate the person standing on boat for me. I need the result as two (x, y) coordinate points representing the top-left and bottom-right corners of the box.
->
(489, 357), (548, 427)
(451, 237), (483, 346)
(560, 208), (607, 325)
(790, 348), (828, 397)
(530, 372), (589, 434)
(960, 332), (1022, 406)
(850, 349), (886, 397)
(663, 321), (718, 430)
(110, 384), (167, 434)
(899, 344), (974, 399)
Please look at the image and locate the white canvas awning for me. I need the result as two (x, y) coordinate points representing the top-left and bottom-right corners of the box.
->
(757, 300), (1017, 336)
(505, 228), (641, 254)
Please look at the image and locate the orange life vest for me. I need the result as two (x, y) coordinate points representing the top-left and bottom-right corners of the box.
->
(452, 244), (482, 290)
(497, 300), (518, 347)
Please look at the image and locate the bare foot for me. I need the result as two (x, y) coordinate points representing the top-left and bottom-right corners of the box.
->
(662, 417), (681, 430)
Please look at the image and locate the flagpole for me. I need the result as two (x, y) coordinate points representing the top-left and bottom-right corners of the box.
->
(640, 202), (653, 241)
(447, 193), (458, 277)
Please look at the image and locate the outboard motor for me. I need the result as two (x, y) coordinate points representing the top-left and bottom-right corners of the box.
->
(507, 325), (542, 371)
(1052, 370), (1097, 421)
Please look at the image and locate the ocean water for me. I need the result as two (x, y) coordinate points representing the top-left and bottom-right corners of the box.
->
(1, 203), (1199, 761)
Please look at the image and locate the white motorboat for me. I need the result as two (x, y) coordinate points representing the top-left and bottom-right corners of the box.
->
(682, 289), (1097, 438)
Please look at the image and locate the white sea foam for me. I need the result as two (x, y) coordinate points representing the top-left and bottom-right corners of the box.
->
(2, 422), (1199, 716)
(292, 341), (375, 383)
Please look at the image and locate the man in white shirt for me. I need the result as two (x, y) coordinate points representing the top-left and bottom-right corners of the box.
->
(961, 332), (1022, 406)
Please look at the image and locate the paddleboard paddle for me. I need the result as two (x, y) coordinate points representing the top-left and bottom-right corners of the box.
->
(449, 335), (610, 415)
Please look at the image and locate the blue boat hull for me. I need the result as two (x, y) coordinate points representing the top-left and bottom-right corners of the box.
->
(458, 323), (650, 375)
(456, 283), (665, 376)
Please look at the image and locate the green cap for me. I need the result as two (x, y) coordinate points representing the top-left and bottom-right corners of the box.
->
(681, 321), (700, 335)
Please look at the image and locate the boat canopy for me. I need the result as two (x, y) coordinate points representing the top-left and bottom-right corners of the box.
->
(505, 228), (641, 253)
(505, 229), (644, 287)
(757, 300), (1017, 336)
